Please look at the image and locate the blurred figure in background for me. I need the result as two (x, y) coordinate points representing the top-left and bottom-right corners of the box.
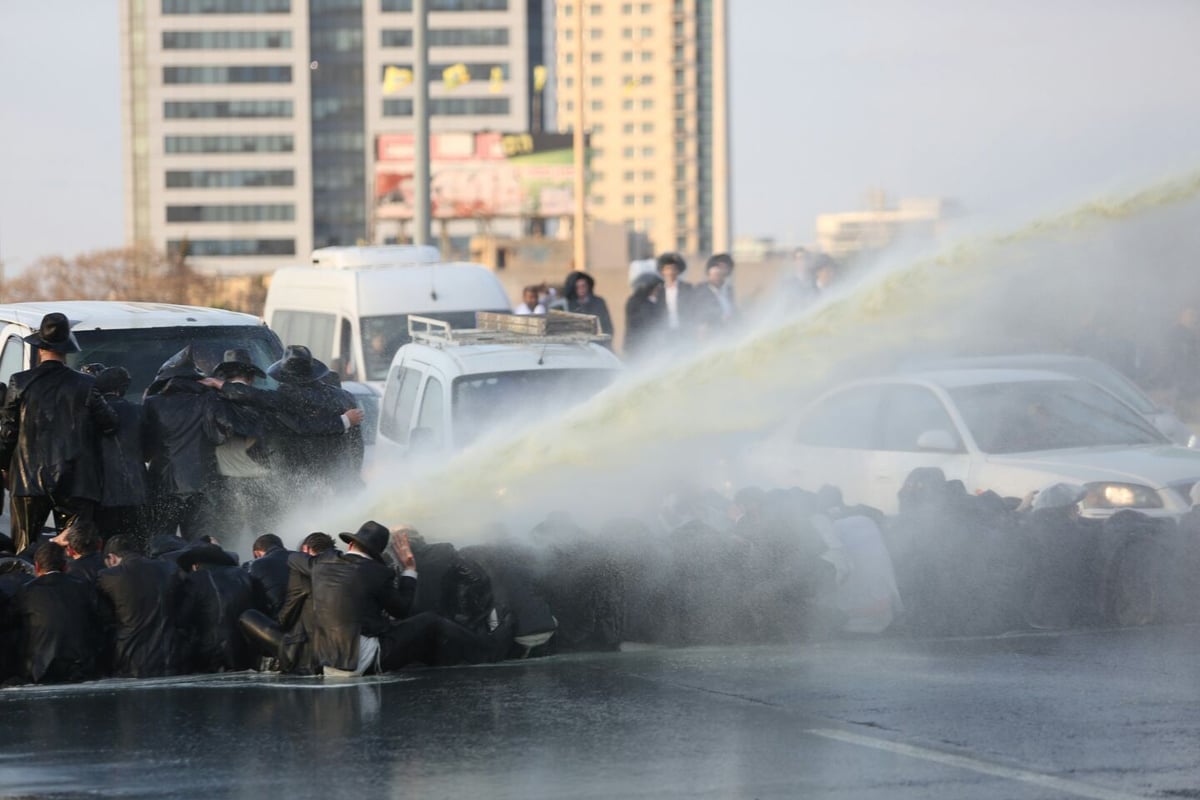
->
(656, 252), (694, 335)
(514, 286), (546, 316)
(624, 272), (666, 358)
(564, 271), (613, 336)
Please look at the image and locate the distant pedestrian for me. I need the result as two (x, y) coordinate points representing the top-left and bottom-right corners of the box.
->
(514, 286), (546, 315)
(694, 256), (737, 338)
(564, 271), (614, 336)
(0, 313), (118, 553)
(656, 252), (695, 334)
(623, 272), (666, 358)
(707, 252), (737, 309)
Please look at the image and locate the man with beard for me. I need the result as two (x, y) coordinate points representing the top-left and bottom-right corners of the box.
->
(0, 313), (118, 553)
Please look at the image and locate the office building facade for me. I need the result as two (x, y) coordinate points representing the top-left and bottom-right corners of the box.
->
(121, 0), (545, 275)
(553, 0), (729, 257)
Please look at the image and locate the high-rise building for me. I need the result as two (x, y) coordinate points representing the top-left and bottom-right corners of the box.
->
(553, 0), (729, 257)
(121, 0), (546, 275)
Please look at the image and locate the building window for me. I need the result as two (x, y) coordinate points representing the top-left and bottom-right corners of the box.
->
(674, 21), (684, 38)
(379, 62), (510, 81)
(562, 2), (572, 15)
(590, 76), (603, 87)
(383, 97), (512, 116)
(642, 170), (654, 180)
(588, 3), (601, 14)
(592, 195), (605, 205)
(674, 69), (685, 86)
(565, 52), (574, 64)
(622, 99), (633, 110)
(623, 147), (634, 158)
(164, 100), (293, 119)
(622, 51), (633, 63)
(640, 26), (653, 37)
(641, 122), (653, 133)
(623, 123), (634, 134)
(162, 0), (289, 12)
(165, 135), (294, 153)
(621, 27), (633, 38)
(640, 74), (653, 85)
(382, 0), (507, 9)
(564, 101), (573, 112)
(640, 50), (653, 62)
(674, 92), (686, 111)
(563, 28), (574, 40)
(675, 164), (686, 181)
(641, 146), (654, 157)
(166, 169), (295, 188)
(640, 2), (652, 11)
(381, 28), (510, 47)
(162, 30), (291, 48)
(642, 194), (654, 204)
(623, 170), (634, 181)
(641, 98), (653, 110)
(590, 99), (604, 111)
(564, 77), (574, 88)
(676, 188), (686, 205)
(621, 2), (631, 12)
(676, 236), (687, 251)
(623, 195), (635, 205)
(167, 238), (295, 256)
(675, 140), (686, 157)
(589, 52), (603, 63)
(589, 28), (602, 40)
(163, 65), (292, 84)
(166, 204), (295, 223)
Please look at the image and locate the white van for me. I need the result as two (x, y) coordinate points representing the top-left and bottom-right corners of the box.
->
(263, 245), (512, 389)
(0, 301), (283, 399)
(376, 313), (622, 455)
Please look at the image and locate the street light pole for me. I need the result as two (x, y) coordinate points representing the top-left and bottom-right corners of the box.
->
(413, 0), (431, 246)
(572, 8), (586, 271)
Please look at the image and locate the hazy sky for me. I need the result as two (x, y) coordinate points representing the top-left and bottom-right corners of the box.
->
(2, 1), (1200, 270)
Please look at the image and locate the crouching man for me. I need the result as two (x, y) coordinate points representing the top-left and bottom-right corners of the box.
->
(310, 521), (511, 676)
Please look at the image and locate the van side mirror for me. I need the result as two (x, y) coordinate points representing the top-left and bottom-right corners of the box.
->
(916, 429), (959, 453)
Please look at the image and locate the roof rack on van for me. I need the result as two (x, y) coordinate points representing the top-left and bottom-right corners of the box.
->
(310, 245), (442, 270)
(408, 311), (611, 347)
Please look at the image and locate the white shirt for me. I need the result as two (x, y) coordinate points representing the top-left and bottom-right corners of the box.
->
(215, 436), (270, 478)
(514, 302), (546, 315)
(664, 284), (681, 329)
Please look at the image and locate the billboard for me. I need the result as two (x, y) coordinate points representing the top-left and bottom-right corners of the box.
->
(374, 132), (581, 221)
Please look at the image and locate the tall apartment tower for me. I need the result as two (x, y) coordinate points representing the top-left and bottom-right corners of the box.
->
(121, 0), (546, 275)
(553, 0), (729, 257)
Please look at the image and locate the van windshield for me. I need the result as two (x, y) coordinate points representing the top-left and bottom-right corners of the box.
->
(66, 326), (284, 402)
(452, 369), (618, 448)
(361, 310), (507, 381)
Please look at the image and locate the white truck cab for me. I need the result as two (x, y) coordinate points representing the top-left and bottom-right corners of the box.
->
(376, 312), (622, 455)
(263, 245), (512, 390)
(0, 301), (282, 399)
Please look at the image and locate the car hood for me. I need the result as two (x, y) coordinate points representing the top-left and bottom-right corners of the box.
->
(989, 444), (1200, 489)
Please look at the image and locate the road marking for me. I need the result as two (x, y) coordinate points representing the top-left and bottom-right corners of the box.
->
(807, 728), (1150, 800)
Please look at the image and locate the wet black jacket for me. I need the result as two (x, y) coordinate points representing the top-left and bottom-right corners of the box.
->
(96, 555), (187, 678)
(564, 271), (613, 335)
(14, 571), (103, 683)
(246, 545), (291, 618)
(276, 549), (338, 674)
(182, 565), (267, 672)
(143, 378), (229, 497)
(65, 552), (106, 585)
(98, 396), (147, 508)
(220, 381), (356, 483)
(0, 362), (118, 500)
(309, 552), (416, 672)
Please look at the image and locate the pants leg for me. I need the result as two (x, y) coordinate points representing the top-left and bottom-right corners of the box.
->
(177, 495), (208, 542)
(10, 495), (54, 554)
(377, 611), (500, 672)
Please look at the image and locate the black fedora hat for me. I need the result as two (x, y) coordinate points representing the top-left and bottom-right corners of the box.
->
(268, 345), (331, 385)
(339, 521), (391, 563)
(212, 348), (266, 381)
(177, 543), (238, 571)
(23, 313), (80, 354)
(656, 252), (687, 275)
(147, 345), (204, 396)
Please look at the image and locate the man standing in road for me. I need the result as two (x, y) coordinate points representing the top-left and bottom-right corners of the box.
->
(0, 313), (118, 553)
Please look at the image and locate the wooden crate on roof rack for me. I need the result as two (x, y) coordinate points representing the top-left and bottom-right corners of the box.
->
(476, 310), (601, 336)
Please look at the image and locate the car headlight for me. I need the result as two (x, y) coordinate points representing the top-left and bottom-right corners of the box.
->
(1081, 482), (1163, 509)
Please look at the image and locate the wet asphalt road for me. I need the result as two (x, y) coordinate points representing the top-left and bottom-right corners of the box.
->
(1, 626), (1197, 799)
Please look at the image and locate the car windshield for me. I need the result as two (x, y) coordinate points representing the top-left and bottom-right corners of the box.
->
(67, 326), (283, 402)
(360, 310), (508, 382)
(452, 369), (619, 448)
(949, 379), (1167, 454)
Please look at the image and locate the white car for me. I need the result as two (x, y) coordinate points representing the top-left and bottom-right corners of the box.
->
(751, 368), (1200, 517)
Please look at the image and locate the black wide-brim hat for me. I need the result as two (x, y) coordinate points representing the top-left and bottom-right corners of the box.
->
(212, 347), (266, 380)
(268, 345), (331, 385)
(339, 521), (391, 563)
(23, 312), (80, 354)
(177, 543), (238, 571)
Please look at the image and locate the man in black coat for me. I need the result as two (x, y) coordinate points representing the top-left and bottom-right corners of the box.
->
(63, 520), (106, 584)
(142, 346), (233, 541)
(0, 313), (119, 553)
(179, 544), (268, 673)
(623, 272), (666, 359)
(204, 345), (364, 495)
(95, 535), (187, 678)
(92, 366), (148, 545)
(310, 522), (510, 676)
(244, 533), (291, 619)
(12, 542), (103, 684)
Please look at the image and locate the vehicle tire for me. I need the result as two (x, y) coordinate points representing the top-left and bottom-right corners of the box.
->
(1104, 537), (1165, 628)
